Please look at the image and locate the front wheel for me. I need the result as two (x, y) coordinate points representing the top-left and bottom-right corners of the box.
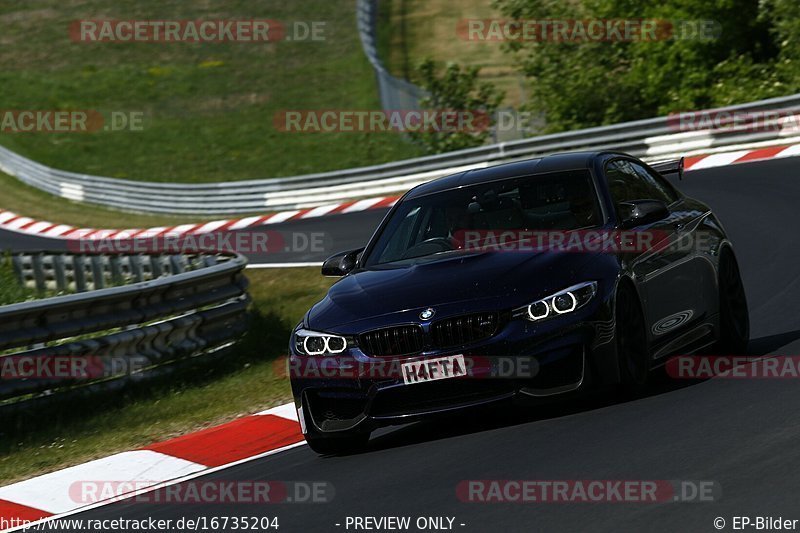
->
(717, 248), (750, 354)
(306, 431), (370, 456)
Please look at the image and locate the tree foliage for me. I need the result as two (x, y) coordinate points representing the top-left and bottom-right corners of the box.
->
(493, 0), (800, 132)
(409, 59), (505, 153)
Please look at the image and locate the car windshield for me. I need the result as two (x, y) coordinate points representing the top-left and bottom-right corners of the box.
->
(365, 169), (602, 266)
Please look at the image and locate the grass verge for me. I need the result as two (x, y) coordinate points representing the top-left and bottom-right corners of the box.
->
(0, 254), (35, 306)
(381, 0), (525, 107)
(0, 171), (223, 229)
(0, 268), (335, 485)
(0, 0), (425, 228)
(0, 0), (421, 183)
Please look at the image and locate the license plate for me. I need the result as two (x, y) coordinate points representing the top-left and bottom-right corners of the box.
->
(401, 354), (467, 385)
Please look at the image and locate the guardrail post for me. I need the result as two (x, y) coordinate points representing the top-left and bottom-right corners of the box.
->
(150, 255), (163, 278)
(169, 254), (186, 275)
(10, 254), (24, 286)
(109, 255), (123, 287)
(73, 255), (87, 292)
(90, 255), (105, 290)
(130, 254), (144, 283)
(54, 254), (67, 292)
(31, 253), (46, 293)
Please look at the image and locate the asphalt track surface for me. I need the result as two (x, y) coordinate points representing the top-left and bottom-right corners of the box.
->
(12, 157), (800, 532)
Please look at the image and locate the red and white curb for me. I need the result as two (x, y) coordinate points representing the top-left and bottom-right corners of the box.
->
(0, 196), (400, 241)
(0, 403), (304, 529)
(683, 143), (800, 170)
(2, 143), (800, 244)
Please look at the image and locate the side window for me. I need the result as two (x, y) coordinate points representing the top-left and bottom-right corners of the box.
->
(631, 162), (679, 204)
(606, 159), (677, 206)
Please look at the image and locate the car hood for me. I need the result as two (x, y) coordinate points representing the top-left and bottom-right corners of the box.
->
(306, 250), (614, 332)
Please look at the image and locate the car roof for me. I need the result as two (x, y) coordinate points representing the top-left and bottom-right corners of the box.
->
(404, 150), (625, 199)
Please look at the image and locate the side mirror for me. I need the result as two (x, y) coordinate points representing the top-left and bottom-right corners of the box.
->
(618, 200), (669, 228)
(321, 248), (364, 277)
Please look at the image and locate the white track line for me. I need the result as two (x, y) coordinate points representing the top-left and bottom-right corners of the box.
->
(165, 224), (198, 236)
(341, 197), (385, 213)
(3, 441), (308, 533)
(300, 204), (340, 219)
(1, 403), (303, 532)
(775, 144), (800, 158)
(688, 150), (751, 170)
(193, 220), (232, 234)
(262, 210), (301, 224)
(0, 451), (205, 515)
(42, 225), (74, 237)
(3, 217), (33, 230)
(24, 221), (53, 234)
(255, 403), (298, 421)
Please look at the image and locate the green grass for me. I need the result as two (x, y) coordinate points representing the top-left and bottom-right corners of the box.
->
(0, 360), (290, 485)
(0, 0), (421, 183)
(0, 268), (336, 484)
(245, 267), (336, 325)
(381, 0), (525, 107)
(0, 170), (222, 228)
(0, 254), (35, 305)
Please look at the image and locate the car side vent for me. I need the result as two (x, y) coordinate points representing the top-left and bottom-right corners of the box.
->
(430, 312), (499, 349)
(359, 325), (425, 357)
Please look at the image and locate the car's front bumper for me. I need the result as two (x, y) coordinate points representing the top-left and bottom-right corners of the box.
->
(289, 307), (617, 436)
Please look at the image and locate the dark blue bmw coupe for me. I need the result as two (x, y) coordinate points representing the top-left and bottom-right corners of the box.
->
(289, 151), (749, 455)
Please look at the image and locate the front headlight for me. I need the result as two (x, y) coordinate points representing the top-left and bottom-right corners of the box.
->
(513, 281), (598, 322)
(293, 328), (352, 356)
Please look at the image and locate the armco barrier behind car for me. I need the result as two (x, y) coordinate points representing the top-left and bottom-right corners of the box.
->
(1, 93), (799, 214)
(0, 251), (249, 409)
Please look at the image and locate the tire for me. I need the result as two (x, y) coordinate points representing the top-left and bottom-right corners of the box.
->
(717, 248), (750, 354)
(306, 431), (370, 456)
(616, 282), (651, 393)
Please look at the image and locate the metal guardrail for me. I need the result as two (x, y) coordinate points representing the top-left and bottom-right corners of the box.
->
(0, 252), (249, 407)
(356, 0), (426, 112)
(1, 93), (799, 215)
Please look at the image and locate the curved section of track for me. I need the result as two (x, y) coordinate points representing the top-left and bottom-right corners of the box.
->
(14, 157), (800, 532)
(0, 207), (386, 266)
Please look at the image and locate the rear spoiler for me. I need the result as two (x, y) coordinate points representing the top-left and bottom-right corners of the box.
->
(650, 157), (684, 180)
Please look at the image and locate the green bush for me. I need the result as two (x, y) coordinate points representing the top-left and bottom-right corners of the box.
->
(493, 0), (800, 132)
(409, 59), (504, 153)
(0, 255), (31, 306)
